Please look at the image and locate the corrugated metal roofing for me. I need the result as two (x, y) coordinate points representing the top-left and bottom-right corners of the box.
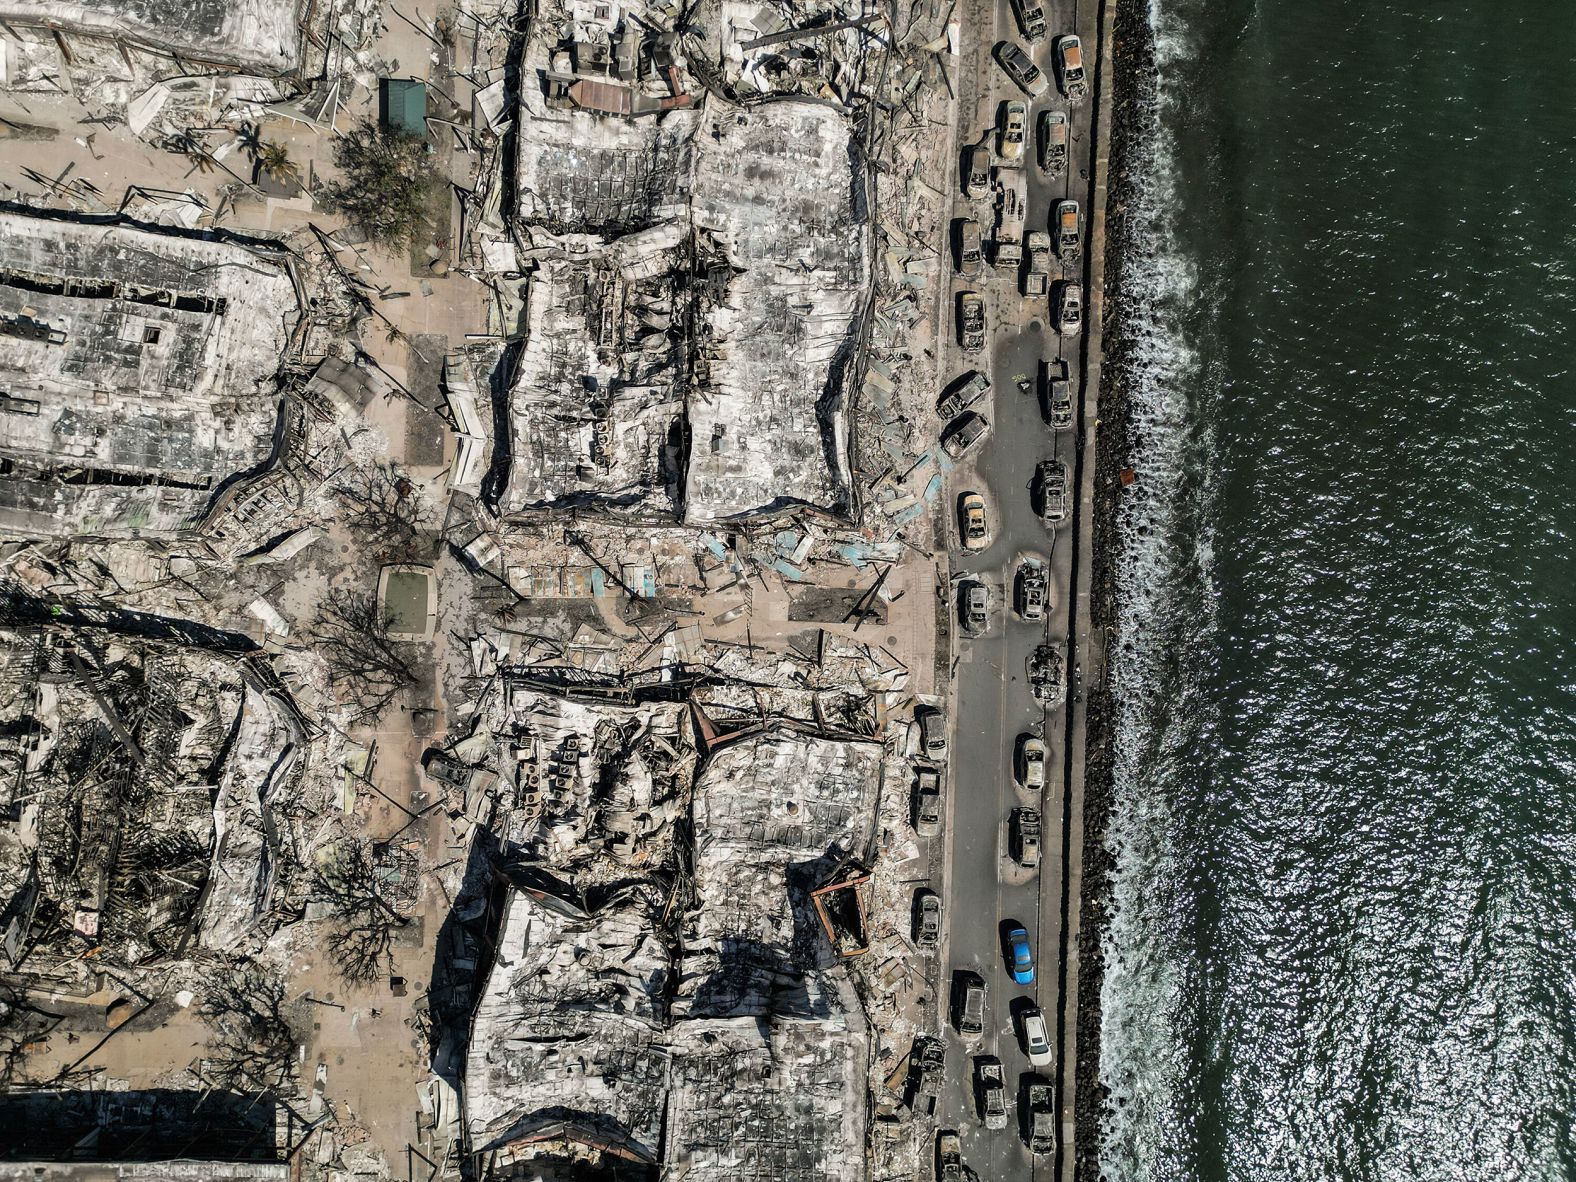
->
(380, 78), (427, 135)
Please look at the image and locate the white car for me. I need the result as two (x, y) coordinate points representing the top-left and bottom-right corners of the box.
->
(1021, 1006), (1053, 1068)
(1017, 735), (1047, 790)
(1055, 281), (1083, 336)
(998, 101), (1027, 162)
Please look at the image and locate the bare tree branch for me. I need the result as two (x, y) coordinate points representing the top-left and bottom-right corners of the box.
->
(310, 588), (417, 722)
(330, 461), (435, 558)
(199, 964), (302, 1096)
(314, 840), (409, 987)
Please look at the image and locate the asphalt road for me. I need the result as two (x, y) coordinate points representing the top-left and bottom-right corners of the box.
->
(933, 0), (1099, 1177)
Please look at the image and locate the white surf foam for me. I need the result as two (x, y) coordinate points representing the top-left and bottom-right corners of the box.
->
(1099, 2), (1225, 1179)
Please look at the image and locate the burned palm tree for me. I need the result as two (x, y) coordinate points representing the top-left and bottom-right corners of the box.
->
(255, 139), (301, 186)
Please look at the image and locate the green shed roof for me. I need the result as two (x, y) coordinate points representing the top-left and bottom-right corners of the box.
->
(380, 78), (427, 136)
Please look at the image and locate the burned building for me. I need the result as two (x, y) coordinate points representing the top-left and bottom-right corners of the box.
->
(463, 716), (876, 1181)
(676, 728), (883, 1018)
(0, 213), (300, 537)
(0, 627), (305, 977)
(0, 0), (304, 76)
(465, 885), (671, 1176)
(504, 74), (869, 522)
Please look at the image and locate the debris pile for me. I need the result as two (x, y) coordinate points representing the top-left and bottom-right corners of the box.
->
(0, 626), (305, 981)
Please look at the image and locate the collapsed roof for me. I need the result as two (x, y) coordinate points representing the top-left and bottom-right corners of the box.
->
(506, 96), (868, 522)
(0, 213), (300, 537)
(0, 627), (304, 973)
(663, 1015), (866, 1182)
(466, 885), (670, 1168)
(464, 724), (876, 1180)
(502, 226), (687, 516)
(0, 0), (304, 73)
(677, 729), (883, 1018)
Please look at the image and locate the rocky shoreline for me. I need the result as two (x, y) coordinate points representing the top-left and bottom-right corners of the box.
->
(1076, 0), (1159, 1177)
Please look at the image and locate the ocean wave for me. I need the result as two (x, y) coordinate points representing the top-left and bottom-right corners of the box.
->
(1099, 2), (1576, 1179)
(1099, 0), (1224, 1178)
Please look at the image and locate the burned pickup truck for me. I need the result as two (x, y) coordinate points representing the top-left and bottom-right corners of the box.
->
(1038, 109), (1067, 175)
(910, 1035), (946, 1109)
(937, 1130), (979, 1181)
(1012, 806), (1042, 868)
(942, 411), (991, 460)
(913, 764), (944, 837)
(976, 1058), (1009, 1130)
(1022, 230), (1052, 297)
(954, 970), (987, 1039)
(938, 370), (990, 421)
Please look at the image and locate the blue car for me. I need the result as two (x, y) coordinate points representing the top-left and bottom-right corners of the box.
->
(1008, 926), (1035, 985)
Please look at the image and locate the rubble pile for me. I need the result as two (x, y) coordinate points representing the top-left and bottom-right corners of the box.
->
(0, 626), (305, 980)
(453, 689), (698, 871)
(462, 713), (874, 1181)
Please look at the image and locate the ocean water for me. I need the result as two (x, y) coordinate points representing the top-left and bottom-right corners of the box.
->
(1100, 3), (1576, 1181)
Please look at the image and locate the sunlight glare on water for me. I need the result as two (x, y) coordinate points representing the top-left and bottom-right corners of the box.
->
(1100, 2), (1576, 1180)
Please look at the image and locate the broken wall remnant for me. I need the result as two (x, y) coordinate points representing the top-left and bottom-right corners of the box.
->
(506, 84), (869, 522)
(0, 627), (304, 975)
(0, 1168), (289, 1182)
(0, 1089), (286, 1168)
(0, 213), (301, 537)
(811, 860), (873, 958)
(0, 0), (304, 75)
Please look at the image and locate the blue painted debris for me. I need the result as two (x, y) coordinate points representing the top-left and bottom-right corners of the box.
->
(768, 558), (807, 581)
